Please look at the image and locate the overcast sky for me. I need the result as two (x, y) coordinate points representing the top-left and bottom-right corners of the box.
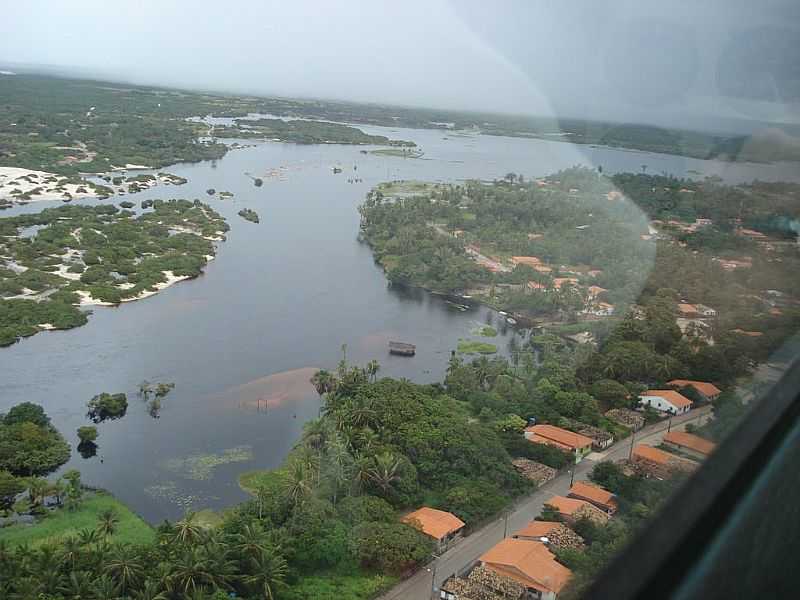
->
(1, 1), (797, 130)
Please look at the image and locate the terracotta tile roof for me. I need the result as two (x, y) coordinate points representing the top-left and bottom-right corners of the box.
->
(643, 390), (693, 409)
(512, 256), (542, 266)
(528, 433), (573, 452)
(668, 379), (722, 398)
(632, 444), (675, 465)
(545, 495), (608, 520)
(553, 277), (579, 289)
(527, 281), (547, 290)
(513, 521), (561, 539)
(525, 424), (593, 451)
(730, 329), (764, 337)
(401, 507), (464, 540)
(533, 264), (553, 273)
(664, 431), (716, 456)
(677, 303), (697, 315)
(568, 481), (617, 509)
(480, 538), (572, 594)
(587, 285), (607, 296)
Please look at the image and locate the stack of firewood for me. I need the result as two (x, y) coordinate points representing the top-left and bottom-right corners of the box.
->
(545, 523), (586, 551)
(511, 458), (556, 484)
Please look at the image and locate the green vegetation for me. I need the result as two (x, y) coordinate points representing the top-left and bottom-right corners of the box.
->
(457, 340), (498, 354)
(76, 425), (98, 444)
(162, 446), (254, 481)
(0, 491), (155, 547)
(87, 393), (128, 423)
(0, 75), (227, 175)
(0, 402), (70, 476)
(238, 208), (260, 223)
(213, 117), (415, 147)
(479, 325), (498, 337)
(0, 200), (228, 346)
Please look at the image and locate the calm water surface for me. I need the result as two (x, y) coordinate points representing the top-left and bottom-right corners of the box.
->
(0, 125), (793, 522)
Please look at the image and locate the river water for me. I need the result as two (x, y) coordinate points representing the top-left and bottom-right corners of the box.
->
(1, 124), (795, 522)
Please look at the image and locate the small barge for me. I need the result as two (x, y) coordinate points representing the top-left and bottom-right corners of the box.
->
(389, 341), (416, 356)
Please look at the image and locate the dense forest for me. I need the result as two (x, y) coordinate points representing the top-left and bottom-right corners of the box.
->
(0, 200), (228, 346)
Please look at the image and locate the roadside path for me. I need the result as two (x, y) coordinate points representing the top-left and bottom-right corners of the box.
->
(378, 406), (712, 600)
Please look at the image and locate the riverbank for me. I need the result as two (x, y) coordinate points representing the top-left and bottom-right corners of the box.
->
(0, 490), (155, 547)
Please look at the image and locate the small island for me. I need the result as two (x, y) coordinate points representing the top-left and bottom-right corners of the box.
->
(0, 199), (228, 347)
(238, 208), (260, 223)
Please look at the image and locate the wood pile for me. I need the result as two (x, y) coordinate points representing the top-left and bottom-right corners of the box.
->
(468, 565), (525, 598)
(605, 408), (645, 431)
(546, 523), (586, 551)
(511, 458), (556, 485)
(573, 503), (610, 525)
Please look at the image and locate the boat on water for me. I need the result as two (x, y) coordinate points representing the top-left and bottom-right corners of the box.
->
(507, 317), (517, 325)
(498, 311), (508, 316)
(389, 341), (416, 356)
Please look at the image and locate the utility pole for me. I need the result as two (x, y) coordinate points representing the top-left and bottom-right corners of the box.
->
(628, 428), (636, 459)
(503, 510), (510, 538)
(569, 468), (575, 487)
(428, 555), (440, 599)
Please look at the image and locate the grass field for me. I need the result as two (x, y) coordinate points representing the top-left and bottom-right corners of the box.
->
(0, 492), (154, 547)
(238, 468), (287, 495)
(283, 564), (398, 600)
(457, 340), (498, 354)
(370, 148), (424, 158)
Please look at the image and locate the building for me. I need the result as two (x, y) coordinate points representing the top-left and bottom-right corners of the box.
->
(584, 302), (615, 317)
(401, 507), (465, 551)
(677, 303), (698, 317)
(631, 445), (698, 479)
(528, 281), (548, 291)
(587, 285), (607, 298)
(567, 481), (618, 515)
(524, 424), (593, 463)
(558, 419), (614, 450)
(667, 379), (722, 402)
(440, 564), (525, 600)
(730, 328), (764, 337)
(663, 431), (716, 460)
(639, 390), (693, 415)
(693, 304), (717, 317)
(511, 256), (543, 268)
(533, 264), (553, 273)
(513, 521), (585, 551)
(544, 496), (610, 525)
(553, 277), (579, 290)
(480, 538), (572, 600)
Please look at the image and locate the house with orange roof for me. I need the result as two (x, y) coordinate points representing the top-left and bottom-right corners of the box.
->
(639, 389), (693, 415)
(677, 303), (698, 317)
(401, 507), (465, 551)
(512, 256), (542, 268)
(663, 431), (716, 460)
(553, 277), (579, 290)
(524, 424), (593, 463)
(631, 444), (698, 478)
(480, 538), (572, 600)
(544, 496), (610, 525)
(568, 481), (618, 515)
(587, 285), (607, 298)
(527, 280), (548, 291)
(667, 379), (722, 402)
(533, 264), (553, 273)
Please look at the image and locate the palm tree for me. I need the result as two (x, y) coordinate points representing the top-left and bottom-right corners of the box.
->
(367, 452), (403, 495)
(58, 570), (93, 600)
(58, 536), (83, 571)
(77, 528), (100, 547)
(244, 549), (288, 600)
(366, 359), (380, 382)
(130, 579), (167, 600)
(96, 509), (120, 538)
(89, 574), (120, 600)
(105, 547), (144, 593)
(169, 548), (216, 596)
(282, 459), (312, 507)
(310, 369), (337, 396)
(231, 522), (269, 559)
(9, 576), (43, 600)
(172, 512), (204, 546)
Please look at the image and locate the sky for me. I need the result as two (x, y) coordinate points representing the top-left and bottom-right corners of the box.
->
(0, 0), (798, 131)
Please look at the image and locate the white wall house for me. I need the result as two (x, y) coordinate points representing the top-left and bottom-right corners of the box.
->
(639, 390), (692, 415)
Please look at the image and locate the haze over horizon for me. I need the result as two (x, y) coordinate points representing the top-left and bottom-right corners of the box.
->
(1, 1), (798, 133)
